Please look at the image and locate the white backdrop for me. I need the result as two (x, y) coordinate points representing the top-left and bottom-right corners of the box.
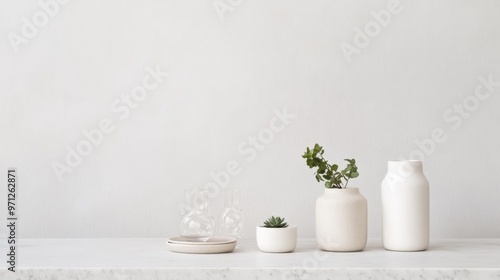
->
(1, 0), (499, 239)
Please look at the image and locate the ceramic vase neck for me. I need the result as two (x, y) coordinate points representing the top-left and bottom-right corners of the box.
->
(324, 187), (360, 196)
(388, 160), (423, 175)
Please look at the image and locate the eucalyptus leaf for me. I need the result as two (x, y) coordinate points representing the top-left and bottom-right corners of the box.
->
(303, 144), (360, 189)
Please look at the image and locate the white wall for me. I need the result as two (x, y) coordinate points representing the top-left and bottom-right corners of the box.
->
(1, 0), (499, 239)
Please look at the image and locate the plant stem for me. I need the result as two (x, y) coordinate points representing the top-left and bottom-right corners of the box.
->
(319, 154), (331, 169)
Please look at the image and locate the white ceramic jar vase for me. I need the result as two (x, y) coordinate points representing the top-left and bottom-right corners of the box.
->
(381, 160), (429, 251)
(256, 226), (297, 253)
(316, 188), (367, 252)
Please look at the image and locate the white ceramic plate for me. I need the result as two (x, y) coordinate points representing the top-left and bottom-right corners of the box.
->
(167, 240), (237, 254)
(167, 236), (237, 245)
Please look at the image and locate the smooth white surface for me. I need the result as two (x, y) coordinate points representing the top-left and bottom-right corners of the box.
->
(316, 188), (367, 251)
(382, 160), (429, 251)
(256, 226), (297, 252)
(1, 0), (500, 239)
(168, 236), (237, 245)
(167, 239), (236, 254)
(0, 239), (499, 280)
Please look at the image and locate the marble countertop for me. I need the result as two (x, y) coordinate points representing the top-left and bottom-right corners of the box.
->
(1, 238), (499, 279)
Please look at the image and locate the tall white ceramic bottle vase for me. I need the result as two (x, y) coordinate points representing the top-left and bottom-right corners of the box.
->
(381, 160), (429, 251)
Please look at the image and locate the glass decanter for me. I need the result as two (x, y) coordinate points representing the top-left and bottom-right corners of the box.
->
(179, 189), (215, 242)
(218, 188), (244, 238)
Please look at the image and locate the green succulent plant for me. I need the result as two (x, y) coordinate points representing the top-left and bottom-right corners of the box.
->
(302, 143), (359, 189)
(262, 216), (289, 228)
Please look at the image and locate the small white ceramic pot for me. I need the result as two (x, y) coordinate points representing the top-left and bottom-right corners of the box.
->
(256, 226), (297, 253)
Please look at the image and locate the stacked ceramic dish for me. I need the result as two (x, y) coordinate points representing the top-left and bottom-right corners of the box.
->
(167, 236), (237, 254)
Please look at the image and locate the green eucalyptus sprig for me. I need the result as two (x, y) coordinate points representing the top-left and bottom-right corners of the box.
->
(262, 216), (289, 228)
(302, 143), (359, 189)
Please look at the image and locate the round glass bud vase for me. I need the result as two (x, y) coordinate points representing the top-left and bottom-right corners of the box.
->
(218, 188), (244, 238)
(179, 189), (215, 242)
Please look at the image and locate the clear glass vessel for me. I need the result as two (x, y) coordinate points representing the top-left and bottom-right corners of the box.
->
(179, 189), (215, 242)
(218, 188), (244, 238)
